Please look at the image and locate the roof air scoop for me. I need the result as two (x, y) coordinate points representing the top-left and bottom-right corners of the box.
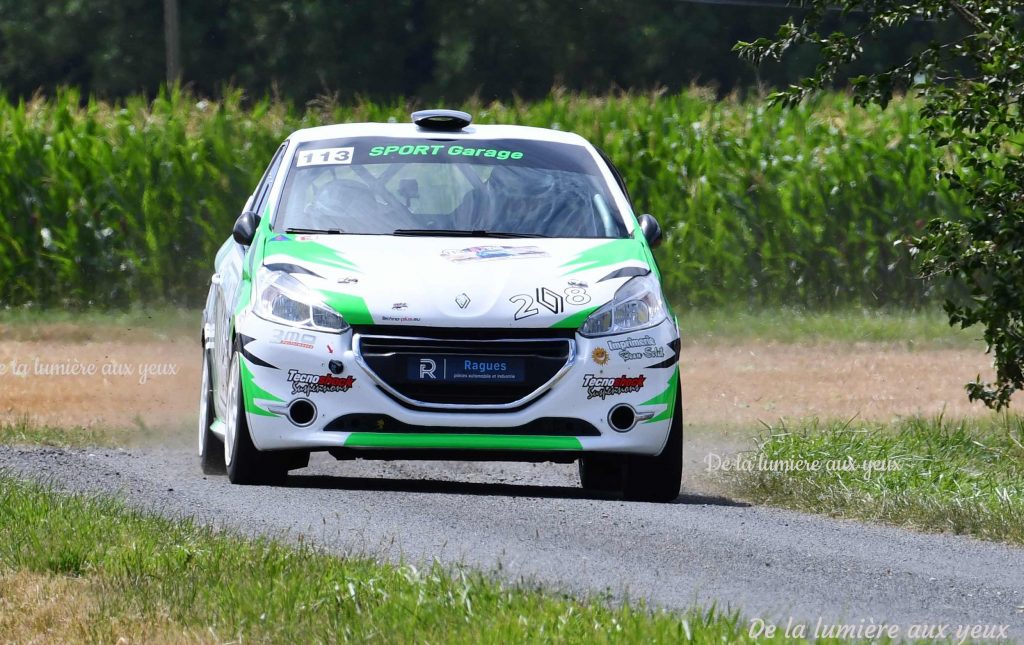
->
(411, 109), (473, 132)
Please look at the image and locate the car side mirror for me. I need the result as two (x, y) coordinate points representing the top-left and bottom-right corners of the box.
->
(233, 211), (260, 246)
(638, 213), (662, 249)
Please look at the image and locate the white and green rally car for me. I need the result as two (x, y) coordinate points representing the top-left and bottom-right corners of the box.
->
(198, 109), (683, 501)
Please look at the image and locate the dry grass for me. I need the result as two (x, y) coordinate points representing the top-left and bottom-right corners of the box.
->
(0, 336), (994, 440)
(0, 337), (198, 438)
(0, 570), (200, 644)
(0, 309), (1001, 461)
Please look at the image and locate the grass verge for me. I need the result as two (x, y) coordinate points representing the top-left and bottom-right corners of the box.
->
(679, 307), (981, 348)
(0, 306), (196, 342)
(0, 475), (839, 644)
(726, 414), (1024, 544)
(0, 419), (123, 448)
(0, 418), (192, 450)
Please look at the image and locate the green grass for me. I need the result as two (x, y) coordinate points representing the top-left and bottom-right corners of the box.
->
(0, 305), (196, 342)
(726, 414), (1024, 544)
(0, 475), (860, 644)
(679, 307), (983, 348)
(0, 420), (121, 448)
(0, 417), (191, 449)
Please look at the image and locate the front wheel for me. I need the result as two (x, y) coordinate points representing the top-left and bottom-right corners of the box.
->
(224, 350), (287, 485)
(621, 394), (683, 502)
(578, 394), (683, 503)
(578, 454), (623, 493)
(197, 349), (225, 475)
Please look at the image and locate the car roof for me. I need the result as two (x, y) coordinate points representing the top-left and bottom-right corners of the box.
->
(287, 122), (593, 147)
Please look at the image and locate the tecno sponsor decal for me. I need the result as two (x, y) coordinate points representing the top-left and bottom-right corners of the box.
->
(582, 374), (646, 400)
(606, 335), (664, 362)
(287, 370), (355, 395)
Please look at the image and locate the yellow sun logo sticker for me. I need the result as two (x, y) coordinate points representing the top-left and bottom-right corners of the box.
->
(591, 347), (609, 365)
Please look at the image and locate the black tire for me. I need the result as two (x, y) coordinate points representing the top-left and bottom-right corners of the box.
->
(225, 351), (288, 485)
(198, 349), (226, 475)
(578, 454), (624, 492)
(621, 392), (683, 502)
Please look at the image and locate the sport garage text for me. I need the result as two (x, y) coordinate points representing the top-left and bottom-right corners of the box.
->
(368, 144), (524, 160)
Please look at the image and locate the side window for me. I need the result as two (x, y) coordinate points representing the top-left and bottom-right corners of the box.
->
(252, 142), (289, 217)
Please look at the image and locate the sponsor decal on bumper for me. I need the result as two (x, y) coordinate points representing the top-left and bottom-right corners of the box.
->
(286, 370), (356, 395)
(582, 374), (646, 400)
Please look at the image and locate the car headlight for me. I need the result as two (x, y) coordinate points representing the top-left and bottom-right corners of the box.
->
(253, 267), (349, 333)
(579, 273), (668, 337)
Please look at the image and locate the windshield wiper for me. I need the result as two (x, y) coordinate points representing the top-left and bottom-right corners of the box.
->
(284, 227), (344, 235)
(391, 229), (548, 238)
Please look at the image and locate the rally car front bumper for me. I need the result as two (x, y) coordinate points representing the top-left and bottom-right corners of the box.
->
(235, 311), (681, 458)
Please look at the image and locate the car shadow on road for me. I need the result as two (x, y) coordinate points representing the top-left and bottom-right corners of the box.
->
(282, 473), (750, 506)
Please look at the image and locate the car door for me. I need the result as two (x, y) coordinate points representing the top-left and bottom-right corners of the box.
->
(211, 141), (289, 417)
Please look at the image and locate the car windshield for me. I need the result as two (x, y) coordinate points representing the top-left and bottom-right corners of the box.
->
(273, 137), (628, 238)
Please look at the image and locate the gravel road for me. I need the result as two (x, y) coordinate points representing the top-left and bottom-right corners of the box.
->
(1, 445), (1022, 637)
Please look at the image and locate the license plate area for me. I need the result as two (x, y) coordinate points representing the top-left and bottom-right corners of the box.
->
(356, 333), (572, 406)
(406, 355), (526, 384)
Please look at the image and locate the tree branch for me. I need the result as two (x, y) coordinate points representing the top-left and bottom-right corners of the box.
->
(947, 0), (987, 32)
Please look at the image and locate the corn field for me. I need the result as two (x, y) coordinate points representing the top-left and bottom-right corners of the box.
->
(0, 88), (965, 309)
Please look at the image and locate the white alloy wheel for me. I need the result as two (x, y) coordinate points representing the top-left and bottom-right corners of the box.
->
(223, 352), (241, 468)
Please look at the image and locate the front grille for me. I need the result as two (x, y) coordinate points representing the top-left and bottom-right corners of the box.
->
(351, 325), (577, 340)
(354, 331), (575, 409)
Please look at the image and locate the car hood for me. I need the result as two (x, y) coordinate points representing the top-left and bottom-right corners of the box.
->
(259, 233), (654, 329)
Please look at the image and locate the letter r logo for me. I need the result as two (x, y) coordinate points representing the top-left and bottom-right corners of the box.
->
(419, 358), (437, 379)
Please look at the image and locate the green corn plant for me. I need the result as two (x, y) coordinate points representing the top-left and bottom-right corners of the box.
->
(0, 89), (968, 309)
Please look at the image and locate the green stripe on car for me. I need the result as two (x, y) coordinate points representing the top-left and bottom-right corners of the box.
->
(273, 239), (360, 271)
(549, 305), (599, 329)
(344, 433), (583, 451)
(318, 291), (374, 325)
(240, 357), (283, 417)
(640, 366), (679, 423)
(559, 239), (648, 275)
